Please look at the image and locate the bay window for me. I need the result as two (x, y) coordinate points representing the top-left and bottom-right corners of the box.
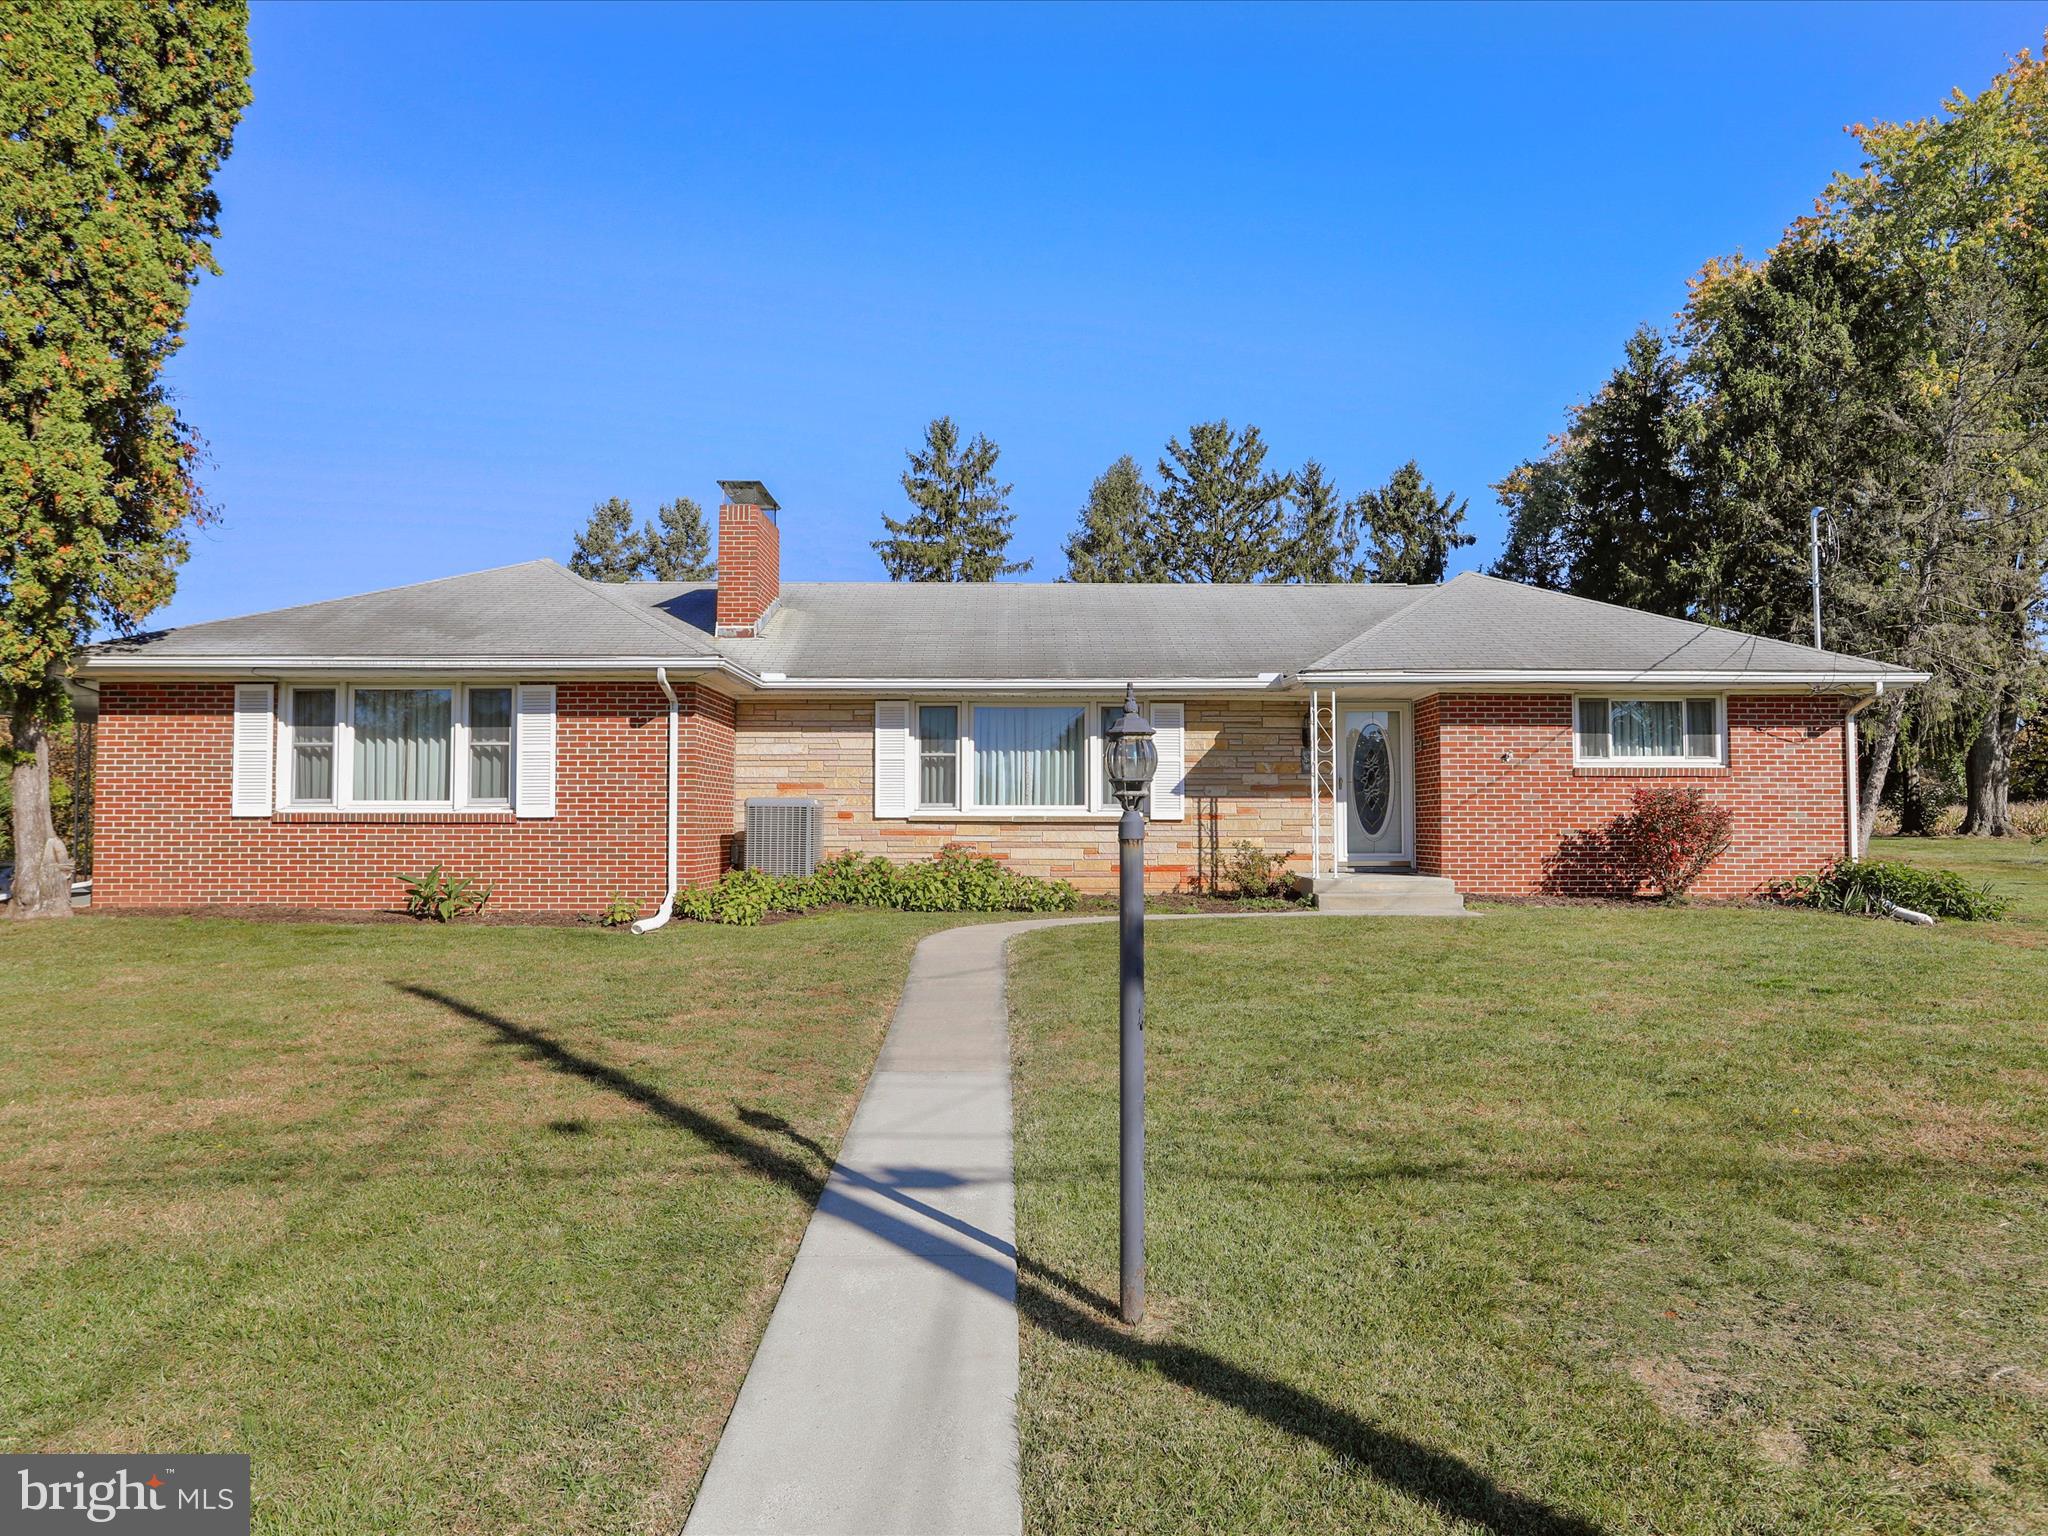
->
(279, 684), (517, 809)
(1576, 695), (1723, 765)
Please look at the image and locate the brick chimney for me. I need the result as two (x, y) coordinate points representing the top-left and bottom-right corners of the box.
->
(714, 480), (780, 638)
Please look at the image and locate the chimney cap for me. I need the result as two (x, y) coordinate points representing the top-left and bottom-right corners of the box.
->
(717, 480), (780, 514)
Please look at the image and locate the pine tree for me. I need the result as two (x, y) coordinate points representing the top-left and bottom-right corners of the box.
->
(1153, 421), (1294, 582)
(1488, 329), (1695, 614)
(873, 417), (1031, 581)
(646, 496), (715, 581)
(569, 498), (646, 582)
(1358, 461), (1475, 584)
(1279, 460), (1363, 581)
(1489, 454), (1577, 591)
(3, 1), (252, 917)
(1062, 456), (1160, 581)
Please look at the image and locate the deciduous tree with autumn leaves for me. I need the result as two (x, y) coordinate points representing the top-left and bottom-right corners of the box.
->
(1494, 44), (2048, 844)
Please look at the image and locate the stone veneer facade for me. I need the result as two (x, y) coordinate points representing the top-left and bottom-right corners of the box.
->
(731, 697), (1312, 894)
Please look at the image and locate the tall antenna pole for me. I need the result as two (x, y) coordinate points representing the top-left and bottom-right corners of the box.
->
(1809, 506), (1824, 650)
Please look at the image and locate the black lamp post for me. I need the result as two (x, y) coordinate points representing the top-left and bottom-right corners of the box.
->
(1105, 683), (1158, 1324)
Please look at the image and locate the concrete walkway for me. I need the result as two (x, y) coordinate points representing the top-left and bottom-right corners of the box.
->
(684, 908), (1375, 1534)
(684, 916), (1077, 1536)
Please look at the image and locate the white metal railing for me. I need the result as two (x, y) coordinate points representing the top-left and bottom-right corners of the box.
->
(1307, 689), (1340, 880)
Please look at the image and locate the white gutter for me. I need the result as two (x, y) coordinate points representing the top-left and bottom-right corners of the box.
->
(630, 666), (680, 935)
(1295, 668), (1931, 687)
(78, 654), (729, 674)
(79, 657), (1931, 693)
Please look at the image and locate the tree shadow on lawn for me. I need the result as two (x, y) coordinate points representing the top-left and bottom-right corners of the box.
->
(400, 983), (1606, 1536)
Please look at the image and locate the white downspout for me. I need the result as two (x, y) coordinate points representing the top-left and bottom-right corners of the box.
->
(631, 666), (680, 934)
(1843, 683), (1881, 861)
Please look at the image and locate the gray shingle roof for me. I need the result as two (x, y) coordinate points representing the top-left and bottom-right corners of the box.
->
(84, 560), (1919, 684)
(89, 560), (715, 662)
(664, 581), (1432, 680)
(1303, 573), (1911, 679)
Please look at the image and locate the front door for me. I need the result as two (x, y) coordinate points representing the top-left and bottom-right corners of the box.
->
(1341, 706), (1407, 866)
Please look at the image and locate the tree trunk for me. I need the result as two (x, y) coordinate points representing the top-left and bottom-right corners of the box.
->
(7, 702), (75, 919)
(1896, 724), (1934, 837)
(1857, 689), (1908, 855)
(1959, 693), (2017, 837)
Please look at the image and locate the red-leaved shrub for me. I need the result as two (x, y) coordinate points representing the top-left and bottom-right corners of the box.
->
(1610, 785), (1732, 899)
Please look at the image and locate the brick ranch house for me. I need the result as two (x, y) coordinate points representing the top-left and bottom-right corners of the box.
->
(75, 483), (1922, 914)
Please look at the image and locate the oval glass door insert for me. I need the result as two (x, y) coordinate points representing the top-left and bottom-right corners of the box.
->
(1352, 722), (1390, 835)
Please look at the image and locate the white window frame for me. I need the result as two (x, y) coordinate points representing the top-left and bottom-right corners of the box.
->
(280, 685), (341, 809)
(906, 696), (1128, 819)
(1572, 692), (1727, 769)
(275, 680), (519, 811)
(914, 702), (962, 813)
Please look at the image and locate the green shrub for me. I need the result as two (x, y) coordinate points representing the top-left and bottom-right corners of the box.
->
(674, 846), (1079, 926)
(1766, 858), (2011, 921)
(676, 867), (781, 927)
(1221, 839), (1292, 898)
(598, 892), (641, 928)
(397, 866), (492, 922)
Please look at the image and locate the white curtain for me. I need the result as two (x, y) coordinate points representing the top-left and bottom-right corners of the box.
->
(974, 705), (1083, 807)
(353, 689), (452, 801)
(1610, 698), (1683, 757)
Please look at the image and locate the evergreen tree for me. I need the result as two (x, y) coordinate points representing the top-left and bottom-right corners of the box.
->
(1358, 461), (1474, 583)
(1062, 456), (1161, 581)
(646, 496), (714, 581)
(873, 417), (1030, 581)
(1489, 454), (1577, 591)
(2, 1), (252, 918)
(1279, 460), (1363, 582)
(1154, 420), (1294, 582)
(569, 497), (646, 582)
(1488, 329), (1698, 616)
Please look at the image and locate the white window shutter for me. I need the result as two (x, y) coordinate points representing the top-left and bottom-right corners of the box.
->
(1150, 701), (1186, 821)
(515, 684), (557, 818)
(232, 684), (276, 817)
(874, 701), (912, 817)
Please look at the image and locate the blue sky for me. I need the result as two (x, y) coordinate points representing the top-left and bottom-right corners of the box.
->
(158, 1), (2039, 627)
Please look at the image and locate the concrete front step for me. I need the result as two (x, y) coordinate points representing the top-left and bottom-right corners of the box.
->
(1294, 871), (1468, 916)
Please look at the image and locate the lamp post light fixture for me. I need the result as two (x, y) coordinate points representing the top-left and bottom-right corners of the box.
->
(1105, 683), (1158, 1324)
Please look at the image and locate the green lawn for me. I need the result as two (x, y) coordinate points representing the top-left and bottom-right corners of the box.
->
(0, 910), (965, 1534)
(1009, 839), (2048, 1534)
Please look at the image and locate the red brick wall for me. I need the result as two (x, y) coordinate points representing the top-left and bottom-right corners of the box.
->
(1412, 695), (1443, 877)
(1420, 692), (1850, 898)
(92, 680), (736, 913)
(681, 686), (736, 884)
